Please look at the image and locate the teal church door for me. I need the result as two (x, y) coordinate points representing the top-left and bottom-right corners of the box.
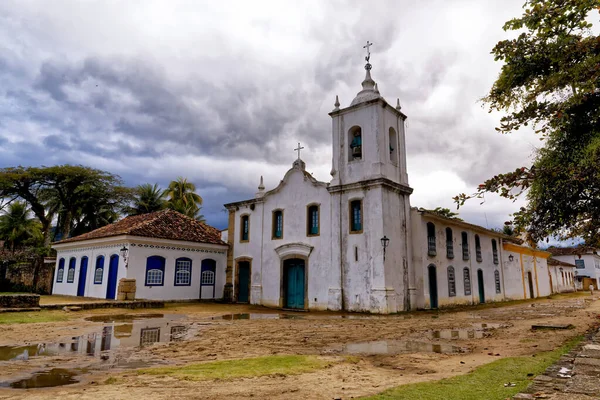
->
(237, 261), (250, 303)
(284, 259), (305, 309)
(477, 269), (485, 303)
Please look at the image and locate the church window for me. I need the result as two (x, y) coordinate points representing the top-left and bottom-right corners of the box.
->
(446, 228), (454, 259)
(67, 257), (76, 283)
(495, 270), (501, 293)
(475, 235), (482, 262)
(389, 127), (397, 163)
(427, 222), (436, 256)
(94, 256), (104, 284)
(461, 232), (469, 260)
(307, 205), (320, 236)
(350, 200), (363, 233)
(447, 266), (456, 297)
(355, 246), (359, 261)
(140, 328), (160, 347)
(145, 255), (165, 286)
(492, 239), (499, 264)
(348, 126), (362, 161)
(463, 268), (471, 295)
(56, 258), (65, 283)
(174, 258), (192, 286)
(240, 215), (249, 242)
(272, 210), (284, 239)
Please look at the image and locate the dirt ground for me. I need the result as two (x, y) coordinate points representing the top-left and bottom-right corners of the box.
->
(1, 293), (599, 400)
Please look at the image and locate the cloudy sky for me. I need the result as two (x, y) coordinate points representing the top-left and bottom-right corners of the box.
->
(0, 0), (542, 230)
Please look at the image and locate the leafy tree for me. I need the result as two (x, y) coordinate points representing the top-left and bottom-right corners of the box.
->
(128, 183), (166, 216)
(0, 201), (42, 251)
(454, 0), (600, 245)
(429, 207), (463, 221)
(164, 177), (204, 220)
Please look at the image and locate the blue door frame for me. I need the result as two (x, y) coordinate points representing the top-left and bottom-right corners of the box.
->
(77, 257), (88, 296)
(284, 259), (305, 309)
(106, 255), (119, 300)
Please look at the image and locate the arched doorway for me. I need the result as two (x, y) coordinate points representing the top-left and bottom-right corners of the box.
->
(236, 261), (251, 303)
(77, 257), (88, 297)
(106, 254), (119, 300)
(477, 269), (485, 303)
(200, 259), (216, 299)
(428, 265), (438, 309)
(283, 258), (305, 309)
(527, 271), (535, 298)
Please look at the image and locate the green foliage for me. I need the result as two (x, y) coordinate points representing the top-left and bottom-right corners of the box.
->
(455, 0), (600, 245)
(164, 177), (205, 221)
(362, 335), (582, 400)
(137, 355), (330, 381)
(428, 207), (463, 221)
(128, 183), (166, 215)
(0, 201), (42, 251)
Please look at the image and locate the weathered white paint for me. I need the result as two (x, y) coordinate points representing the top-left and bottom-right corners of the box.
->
(52, 236), (227, 301)
(552, 253), (600, 286)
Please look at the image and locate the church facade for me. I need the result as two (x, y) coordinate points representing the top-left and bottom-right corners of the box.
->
(223, 54), (564, 313)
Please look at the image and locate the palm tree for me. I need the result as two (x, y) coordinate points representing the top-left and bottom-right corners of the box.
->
(129, 183), (166, 216)
(0, 201), (42, 251)
(164, 178), (203, 219)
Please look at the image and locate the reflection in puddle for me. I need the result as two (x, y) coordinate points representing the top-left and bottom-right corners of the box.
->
(84, 313), (166, 323)
(1, 369), (79, 389)
(217, 313), (303, 320)
(343, 340), (465, 355)
(431, 329), (486, 340)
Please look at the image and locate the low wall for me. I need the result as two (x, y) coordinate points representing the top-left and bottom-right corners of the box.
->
(0, 294), (40, 308)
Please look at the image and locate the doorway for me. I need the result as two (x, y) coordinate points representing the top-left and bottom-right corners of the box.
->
(477, 269), (485, 303)
(527, 271), (535, 298)
(106, 254), (119, 300)
(77, 257), (88, 297)
(428, 265), (438, 309)
(200, 259), (216, 299)
(237, 261), (251, 303)
(283, 258), (306, 309)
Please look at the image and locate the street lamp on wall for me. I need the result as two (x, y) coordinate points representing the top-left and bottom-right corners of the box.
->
(120, 245), (129, 268)
(381, 236), (390, 262)
(508, 254), (514, 262)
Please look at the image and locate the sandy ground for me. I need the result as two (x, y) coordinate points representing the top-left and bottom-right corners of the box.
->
(1, 293), (599, 400)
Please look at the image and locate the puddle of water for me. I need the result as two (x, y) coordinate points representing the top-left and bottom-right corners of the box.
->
(342, 340), (465, 355)
(0, 345), (41, 361)
(430, 329), (486, 340)
(1, 368), (79, 389)
(84, 313), (167, 323)
(472, 323), (504, 329)
(216, 313), (304, 320)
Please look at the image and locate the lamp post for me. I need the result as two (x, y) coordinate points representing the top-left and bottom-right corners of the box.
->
(120, 246), (129, 268)
(381, 236), (390, 262)
(508, 254), (514, 262)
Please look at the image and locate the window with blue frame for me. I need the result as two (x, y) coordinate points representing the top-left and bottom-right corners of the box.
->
(145, 256), (165, 286)
(350, 200), (363, 233)
(240, 215), (249, 242)
(174, 258), (192, 286)
(272, 210), (283, 239)
(67, 257), (76, 283)
(307, 205), (320, 236)
(56, 258), (65, 282)
(575, 259), (585, 269)
(94, 256), (105, 284)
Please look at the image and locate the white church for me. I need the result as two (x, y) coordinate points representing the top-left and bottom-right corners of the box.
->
(52, 44), (574, 311)
(221, 44), (567, 313)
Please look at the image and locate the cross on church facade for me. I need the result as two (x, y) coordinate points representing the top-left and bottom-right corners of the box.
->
(294, 142), (304, 160)
(363, 41), (373, 62)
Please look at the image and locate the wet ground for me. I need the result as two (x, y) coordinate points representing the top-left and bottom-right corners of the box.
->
(0, 294), (597, 399)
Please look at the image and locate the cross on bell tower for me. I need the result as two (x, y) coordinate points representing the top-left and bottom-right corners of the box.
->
(294, 142), (304, 160)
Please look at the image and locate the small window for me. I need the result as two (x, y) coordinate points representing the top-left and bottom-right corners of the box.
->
(350, 200), (363, 233)
(201, 270), (215, 285)
(140, 328), (160, 347)
(494, 270), (501, 293)
(170, 326), (186, 342)
(145, 255), (165, 286)
(575, 259), (585, 269)
(94, 256), (105, 284)
(67, 257), (76, 283)
(446, 228), (454, 259)
(492, 239), (499, 265)
(448, 266), (456, 297)
(307, 205), (320, 236)
(272, 210), (283, 239)
(427, 222), (436, 256)
(475, 235), (482, 262)
(389, 127), (397, 163)
(461, 232), (469, 260)
(348, 126), (362, 161)
(463, 268), (471, 295)
(56, 258), (65, 283)
(174, 258), (192, 286)
(240, 215), (249, 242)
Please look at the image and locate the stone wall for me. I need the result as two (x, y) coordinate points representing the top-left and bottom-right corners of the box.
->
(0, 294), (40, 308)
(117, 278), (136, 301)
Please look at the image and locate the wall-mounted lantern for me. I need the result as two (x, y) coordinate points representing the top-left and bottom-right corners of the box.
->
(508, 254), (514, 262)
(381, 236), (390, 261)
(120, 246), (129, 268)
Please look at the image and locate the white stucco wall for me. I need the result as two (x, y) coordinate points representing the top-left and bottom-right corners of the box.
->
(502, 246), (551, 300)
(552, 254), (600, 283)
(548, 265), (576, 293)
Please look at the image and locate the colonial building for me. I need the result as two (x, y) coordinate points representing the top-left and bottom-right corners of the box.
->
(223, 49), (556, 313)
(51, 210), (228, 301)
(548, 246), (600, 290)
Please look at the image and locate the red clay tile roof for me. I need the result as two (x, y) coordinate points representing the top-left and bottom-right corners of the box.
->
(547, 258), (576, 267)
(54, 209), (226, 246)
(546, 246), (598, 256)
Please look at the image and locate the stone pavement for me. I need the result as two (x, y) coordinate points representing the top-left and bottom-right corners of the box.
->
(514, 327), (600, 399)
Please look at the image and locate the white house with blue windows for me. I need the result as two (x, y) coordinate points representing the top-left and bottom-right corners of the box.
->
(51, 209), (228, 301)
